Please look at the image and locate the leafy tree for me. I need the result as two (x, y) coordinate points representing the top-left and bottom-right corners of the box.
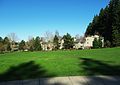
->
(19, 40), (26, 51)
(53, 35), (60, 50)
(63, 33), (74, 49)
(34, 36), (42, 51)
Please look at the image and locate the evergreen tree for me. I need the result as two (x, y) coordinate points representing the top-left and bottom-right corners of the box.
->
(3, 37), (10, 44)
(112, 1), (120, 46)
(93, 38), (99, 48)
(34, 36), (42, 51)
(28, 38), (35, 51)
(7, 43), (11, 51)
(63, 33), (74, 49)
(19, 40), (26, 51)
(98, 38), (102, 48)
(105, 40), (111, 47)
(3, 37), (11, 51)
(0, 43), (4, 53)
(53, 35), (60, 50)
(93, 38), (102, 48)
(0, 37), (3, 43)
(29, 46), (34, 51)
(85, 0), (120, 47)
(0, 37), (4, 53)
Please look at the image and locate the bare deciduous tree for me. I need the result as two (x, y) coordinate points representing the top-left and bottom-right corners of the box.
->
(55, 30), (59, 37)
(75, 34), (80, 39)
(27, 36), (35, 51)
(7, 33), (18, 42)
(44, 31), (54, 42)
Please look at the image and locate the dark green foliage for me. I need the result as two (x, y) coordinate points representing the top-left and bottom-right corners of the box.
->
(93, 38), (99, 48)
(0, 42), (4, 53)
(34, 36), (42, 51)
(112, 1), (120, 46)
(53, 35), (60, 50)
(98, 38), (102, 48)
(29, 46), (34, 52)
(0, 37), (3, 43)
(3, 37), (9, 45)
(105, 40), (111, 47)
(0, 37), (11, 52)
(85, 0), (120, 47)
(93, 38), (102, 49)
(0, 37), (3, 52)
(28, 38), (35, 51)
(63, 33), (74, 49)
(7, 43), (11, 51)
(112, 28), (120, 46)
(3, 37), (11, 51)
(19, 40), (26, 51)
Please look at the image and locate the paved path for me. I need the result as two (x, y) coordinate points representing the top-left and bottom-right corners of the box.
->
(0, 76), (120, 85)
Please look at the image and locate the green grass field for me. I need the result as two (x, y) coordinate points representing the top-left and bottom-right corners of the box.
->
(0, 47), (120, 81)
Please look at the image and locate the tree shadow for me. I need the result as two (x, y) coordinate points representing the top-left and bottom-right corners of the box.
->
(0, 61), (67, 85)
(0, 61), (55, 82)
(78, 58), (120, 85)
(80, 58), (120, 75)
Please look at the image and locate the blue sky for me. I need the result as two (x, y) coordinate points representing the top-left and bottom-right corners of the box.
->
(0, 0), (110, 41)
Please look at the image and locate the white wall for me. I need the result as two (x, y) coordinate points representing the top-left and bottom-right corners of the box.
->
(83, 35), (103, 48)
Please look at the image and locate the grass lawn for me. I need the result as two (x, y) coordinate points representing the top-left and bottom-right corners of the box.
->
(0, 47), (120, 81)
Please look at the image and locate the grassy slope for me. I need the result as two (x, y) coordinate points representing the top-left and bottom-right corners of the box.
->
(0, 47), (120, 81)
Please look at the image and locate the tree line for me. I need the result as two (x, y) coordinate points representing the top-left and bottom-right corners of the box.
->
(85, 0), (120, 47)
(0, 33), (75, 53)
(0, 37), (11, 53)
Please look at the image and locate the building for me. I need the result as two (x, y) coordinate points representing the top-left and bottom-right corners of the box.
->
(11, 42), (19, 51)
(59, 39), (64, 49)
(83, 35), (104, 49)
(41, 41), (54, 51)
(40, 35), (104, 50)
(74, 35), (104, 49)
(73, 37), (84, 49)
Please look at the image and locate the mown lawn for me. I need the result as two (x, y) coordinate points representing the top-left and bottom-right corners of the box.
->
(0, 47), (120, 81)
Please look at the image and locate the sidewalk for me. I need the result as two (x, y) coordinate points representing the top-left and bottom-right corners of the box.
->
(0, 76), (120, 85)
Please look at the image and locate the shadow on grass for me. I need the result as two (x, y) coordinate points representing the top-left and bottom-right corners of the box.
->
(0, 61), (67, 85)
(80, 58), (120, 75)
(0, 61), (55, 82)
(77, 58), (120, 85)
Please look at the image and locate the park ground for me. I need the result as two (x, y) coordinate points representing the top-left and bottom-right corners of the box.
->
(0, 47), (120, 82)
